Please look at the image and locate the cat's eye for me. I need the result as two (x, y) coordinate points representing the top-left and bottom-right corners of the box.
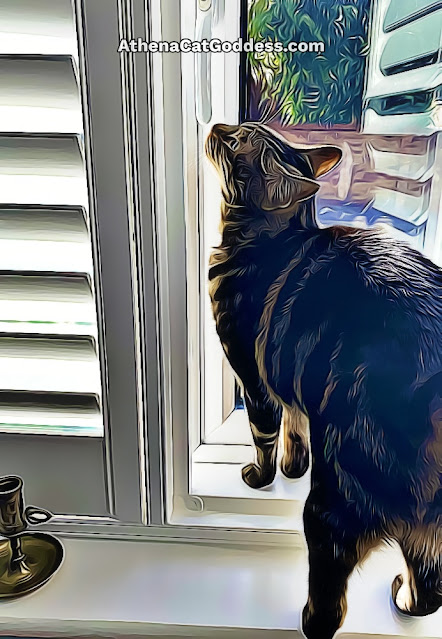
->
(228, 138), (240, 151)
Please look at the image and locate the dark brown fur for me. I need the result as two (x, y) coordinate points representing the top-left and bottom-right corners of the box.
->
(206, 122), (442, 639)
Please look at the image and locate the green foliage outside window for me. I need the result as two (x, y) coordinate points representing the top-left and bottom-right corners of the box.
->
(248, 0), (371, 127)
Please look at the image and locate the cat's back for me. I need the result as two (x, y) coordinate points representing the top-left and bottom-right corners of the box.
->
(328, 225), (442, 315)
(329, 224), (442, 373)
(259, 224), (442, 411)
(330, 225), (442, 367)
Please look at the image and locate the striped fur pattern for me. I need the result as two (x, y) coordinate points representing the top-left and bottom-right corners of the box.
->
(206, 123), (442, 639)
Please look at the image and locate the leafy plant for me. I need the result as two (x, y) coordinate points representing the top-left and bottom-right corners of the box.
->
(248, 0), (371, 127)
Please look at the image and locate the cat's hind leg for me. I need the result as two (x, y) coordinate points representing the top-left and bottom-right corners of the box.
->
(242, 388), (282, 489)
(392, 523), (442, 616)
(280, 405), (309, 479)
(302, 492), (377, 639)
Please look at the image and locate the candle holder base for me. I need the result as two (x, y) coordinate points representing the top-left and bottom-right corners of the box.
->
(0, 532), (64, 598)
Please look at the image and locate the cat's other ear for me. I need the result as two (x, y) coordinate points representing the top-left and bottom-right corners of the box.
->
(302, 146), (342, 178)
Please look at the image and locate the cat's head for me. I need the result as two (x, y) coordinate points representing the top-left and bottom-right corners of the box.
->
(206, 122), (341, 216)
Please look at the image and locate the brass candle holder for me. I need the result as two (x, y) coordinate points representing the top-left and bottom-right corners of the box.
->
(0, 475), (64, 598)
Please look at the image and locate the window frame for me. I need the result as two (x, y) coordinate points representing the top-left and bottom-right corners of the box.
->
(42, 0), (303, 546)
(160, 0), (306, 534)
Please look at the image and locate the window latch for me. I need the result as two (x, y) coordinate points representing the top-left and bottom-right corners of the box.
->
(198, 0), (212, 10)
(195, 0), (213, 124)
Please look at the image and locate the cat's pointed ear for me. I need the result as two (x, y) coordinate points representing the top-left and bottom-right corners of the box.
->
(301, 146), (342, 178)
(258, 173), (319, 212)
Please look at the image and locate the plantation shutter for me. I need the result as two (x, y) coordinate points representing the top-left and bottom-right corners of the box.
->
(380, 13), (441, 75)
(0, 0), (108, 515)
(383, 0), (441, 32)
(363, 0), (442, 266)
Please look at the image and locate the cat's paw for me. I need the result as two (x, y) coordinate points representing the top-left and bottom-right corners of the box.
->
(391, 574), (441, 617)
(302, 603), (341, 639)
(391, 574), (409, 615)
(241, 463), (275, 489)
(281, 444), (309, 479)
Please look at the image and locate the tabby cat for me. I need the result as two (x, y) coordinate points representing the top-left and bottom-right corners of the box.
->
(206, 122), (442, 639)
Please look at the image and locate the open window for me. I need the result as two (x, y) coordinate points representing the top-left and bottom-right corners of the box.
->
(163, 0), (310, 532)
(193, 0), (254, 475)
(165, 0), (442, 530)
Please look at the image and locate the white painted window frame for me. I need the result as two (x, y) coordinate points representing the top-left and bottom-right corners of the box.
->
(39, 0), (304, 545)
(157, 0), (306, 536)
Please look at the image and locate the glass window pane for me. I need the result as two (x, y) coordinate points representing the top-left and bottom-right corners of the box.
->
(199, 0), (442, 475)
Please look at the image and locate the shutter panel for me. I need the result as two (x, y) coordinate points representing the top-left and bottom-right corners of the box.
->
(364, 0), (442, 265)
(0, 1), (103, 439)
(364, 1), (441, 124)
(0, 0), (150, 523)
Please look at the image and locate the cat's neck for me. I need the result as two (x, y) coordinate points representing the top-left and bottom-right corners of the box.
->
(219, 199), (319, 247)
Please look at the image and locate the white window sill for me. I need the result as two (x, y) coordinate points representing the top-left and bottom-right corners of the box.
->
(0, 535), (440, 638)
(203, 409), (252, 446)
(191, 460), (311, 503)
(193, 409), (310, 503)
(190, 409), (309, 531)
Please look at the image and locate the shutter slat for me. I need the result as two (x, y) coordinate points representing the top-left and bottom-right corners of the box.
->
(369, 147), (436, 181)
(0, 206), (88, 239)
(0, 275), (97, 339)
(0, 135), (87, 207)
(0, 206), (92, 274)
(372, 187), (430, 226)
(380, 12), (442, 75)
(0, 392), (102, 437)
(364, 65), (441, 101)
(0, 337), (101, 396)
(384, 0), (441, 32)
(0, 56), (81, 134)
(0, 0), (77, 58)
(0, 239), (93, 275)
